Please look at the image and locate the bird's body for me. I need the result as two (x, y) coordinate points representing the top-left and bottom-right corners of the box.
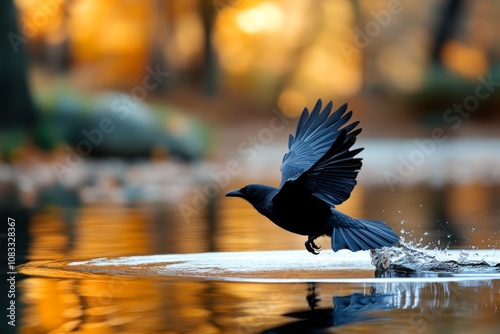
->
(226, 100), (398, 254)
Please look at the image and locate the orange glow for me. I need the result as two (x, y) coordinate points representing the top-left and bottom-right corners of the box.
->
(73, 205), (150, 257)
(172, 12), (204, 67)
(67, 1), (152, 87)
(298, 45), (362, 94)
(214, 1), (288, 75)
(215, 0), (361, 112)
(441, 40), (489, 79)
(377, 45), (426, 92)
(235, 2), (284, 34)
(14, 0), (66, 47)
(29, 207), (71, 260)
(278, 89), (306, 117)
(22, 279), (80, 331)
(447, 184), (493, 247)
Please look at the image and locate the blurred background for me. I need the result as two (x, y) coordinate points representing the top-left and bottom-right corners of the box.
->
(2, 1), (500, 333)
(1, 0), (500, 263)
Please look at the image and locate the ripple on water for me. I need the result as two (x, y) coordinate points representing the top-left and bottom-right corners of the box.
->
(19, 245), (500, 283)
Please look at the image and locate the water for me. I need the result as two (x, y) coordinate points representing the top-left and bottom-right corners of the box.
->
(17, 251), (500, 333)
(3, 161), (500, 333)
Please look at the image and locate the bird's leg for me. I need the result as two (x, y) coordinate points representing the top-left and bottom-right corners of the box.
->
(306, 283), (320, 310)
(305, 235), (322, 255)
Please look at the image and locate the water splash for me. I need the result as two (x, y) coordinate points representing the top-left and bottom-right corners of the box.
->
(20, 246), (500, 282)
(371, 241), (499, 276)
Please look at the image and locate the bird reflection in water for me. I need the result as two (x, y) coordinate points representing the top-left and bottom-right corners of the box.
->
(262, 283), (395, 333)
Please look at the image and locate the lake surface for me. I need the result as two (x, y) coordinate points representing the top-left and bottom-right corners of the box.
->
(2, 156), (499, 333)
(15, 250), (500, 333)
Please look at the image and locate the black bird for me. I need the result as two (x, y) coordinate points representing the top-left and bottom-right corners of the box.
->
(226, 99), (398, 254)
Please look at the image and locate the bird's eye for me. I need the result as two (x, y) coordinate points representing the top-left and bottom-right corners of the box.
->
(241, 187), (249, 194)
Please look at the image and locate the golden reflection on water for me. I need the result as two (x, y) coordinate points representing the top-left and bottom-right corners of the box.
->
(29, 204), (152, 260)
(18, 276), (500, 333)
(17, 182), (500, 333)
(20, 278), (306, 333)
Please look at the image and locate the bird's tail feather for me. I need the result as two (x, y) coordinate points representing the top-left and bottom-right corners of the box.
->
(332, 218), (399, 252)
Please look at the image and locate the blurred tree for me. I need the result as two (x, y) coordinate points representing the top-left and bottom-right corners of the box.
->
(200, 0), (219, 95)
(431, 0), (464, 65)
(0, 0), (38, 130)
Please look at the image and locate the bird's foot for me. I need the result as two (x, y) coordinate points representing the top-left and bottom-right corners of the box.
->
(305, 237), (321, 255)
(307, 283), (320, 310)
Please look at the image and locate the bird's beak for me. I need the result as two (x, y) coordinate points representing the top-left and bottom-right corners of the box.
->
(225, 189), (243, 197)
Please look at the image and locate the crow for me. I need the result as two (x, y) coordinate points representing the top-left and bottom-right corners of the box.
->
(225, 99), (399, 254)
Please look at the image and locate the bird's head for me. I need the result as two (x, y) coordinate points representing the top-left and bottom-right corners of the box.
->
(225, 184), (277, 207)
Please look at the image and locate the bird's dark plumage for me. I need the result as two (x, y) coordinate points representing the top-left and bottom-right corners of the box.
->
(226, 99), (399, 254)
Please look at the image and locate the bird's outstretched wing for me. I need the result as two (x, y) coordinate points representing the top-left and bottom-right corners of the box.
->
(278, 99), (363, 206)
